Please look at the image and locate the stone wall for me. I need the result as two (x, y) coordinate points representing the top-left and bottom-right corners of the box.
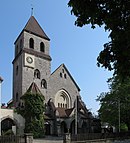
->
(0, 108), (25, 135)
(83, 139), (130, 143)
(48, 64), (80, 108)
(71, 139), (130, 143)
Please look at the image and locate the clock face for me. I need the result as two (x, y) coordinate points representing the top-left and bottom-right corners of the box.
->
(26, 56), (33, 64)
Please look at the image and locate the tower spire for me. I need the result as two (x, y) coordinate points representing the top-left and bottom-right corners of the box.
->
(31, 4), (34, 16)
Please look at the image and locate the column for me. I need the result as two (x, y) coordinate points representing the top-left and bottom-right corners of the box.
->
(0, 76), (3, 136)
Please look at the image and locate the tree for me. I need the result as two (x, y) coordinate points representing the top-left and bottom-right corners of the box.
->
(97, 77), (130, 131)
(17, 92), (45, 138)
(68, 0), (130, 80)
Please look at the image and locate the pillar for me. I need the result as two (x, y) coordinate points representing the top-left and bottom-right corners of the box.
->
(25, 133), (33, 143)
(0, 77), (3, 136)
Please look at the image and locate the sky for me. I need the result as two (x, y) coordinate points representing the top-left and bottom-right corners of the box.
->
(0, 1), (112, 114)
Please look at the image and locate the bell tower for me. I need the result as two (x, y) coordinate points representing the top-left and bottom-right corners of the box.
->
(12, 16), (51, 107)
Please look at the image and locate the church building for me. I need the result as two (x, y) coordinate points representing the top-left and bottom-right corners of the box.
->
(12, 16), (100, 135)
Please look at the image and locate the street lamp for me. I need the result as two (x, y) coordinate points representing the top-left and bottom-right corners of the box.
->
(0, 76), (3, 136)
(75, 95), (78, 135)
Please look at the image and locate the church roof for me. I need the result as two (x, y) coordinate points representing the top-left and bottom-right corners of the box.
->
(74, 96), (90, 118)
(56, 107), (68, 118)
(24, 16), (50, 40)
(14, 16), (50, 44)
(65, 108), (74, 116)
(26, 82), (42, 95)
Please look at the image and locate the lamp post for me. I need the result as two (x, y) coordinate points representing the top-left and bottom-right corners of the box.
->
(0, 76), (3, 136)
(75, 95), (78, 135)
(118, 99), (120, 132)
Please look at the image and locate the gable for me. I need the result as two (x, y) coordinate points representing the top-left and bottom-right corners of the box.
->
(51, 64), (80, 91)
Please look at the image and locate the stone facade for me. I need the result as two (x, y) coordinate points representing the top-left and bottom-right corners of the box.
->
(48, 64), (80, 108)
(12, 16), (100, 135)
(13, 30), (51, 105)
(12, 16), (80, 111)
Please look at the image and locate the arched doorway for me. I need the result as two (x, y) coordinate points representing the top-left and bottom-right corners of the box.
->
(70, 120), (78, 134)
(81, 121), (89, 133)
(1, 118), (17, 135)
(60, 121), (67, 135)
(44, 122), (51, 135)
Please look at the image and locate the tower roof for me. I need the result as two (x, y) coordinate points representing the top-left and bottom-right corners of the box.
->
(26, 82), (42, 95)
(24, 16), (50, 40)
(14, 16), (50, 44)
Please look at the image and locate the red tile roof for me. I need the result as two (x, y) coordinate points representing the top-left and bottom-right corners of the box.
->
(56, 107), (68, 118)
(56, 107), (74, 118)
(65, 108), (74, 116)
(27, 82), (42, 95)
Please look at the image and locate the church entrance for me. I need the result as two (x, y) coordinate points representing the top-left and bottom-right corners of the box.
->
(60, 121), (67, 135)
(44, 122), (51, 135)
(70, 120), (75, 134)
(81, 121), (89, 133)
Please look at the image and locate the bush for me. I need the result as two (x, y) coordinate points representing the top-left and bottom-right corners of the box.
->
(120, 123), (128, 132)
(3, 129), (14, 136)
(17, 92), (45, 138)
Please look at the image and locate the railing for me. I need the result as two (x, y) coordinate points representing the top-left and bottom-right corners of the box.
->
(70, 132), (130, 141)
(0, 135), (24, 143)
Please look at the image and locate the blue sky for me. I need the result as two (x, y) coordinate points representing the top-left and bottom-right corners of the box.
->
(0, 1), (112, 114)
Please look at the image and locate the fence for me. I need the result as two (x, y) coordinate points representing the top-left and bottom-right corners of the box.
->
(64, 132), (130, 143)
(0, 135), (24, 143)
(0, 134), (33, 143)
(71, 132), (130, 141)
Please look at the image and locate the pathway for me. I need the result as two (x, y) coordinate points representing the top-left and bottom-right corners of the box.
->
(34, 136), (63, 143)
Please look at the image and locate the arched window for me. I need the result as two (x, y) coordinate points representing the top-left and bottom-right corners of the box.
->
(20, 39), (22, 48)
(34, 69), (40, 79)
(60, 73), (62, 78)
(15, 45), (18, 56)
(16, 93), (18, 102)
(64, 74), (67, 79)
(16, 65), (18, 75)
(41, 79), (47, 89)
(55, 90), (71, 108)
(29, 38), (34, 49)
(40, 42), (45, 52)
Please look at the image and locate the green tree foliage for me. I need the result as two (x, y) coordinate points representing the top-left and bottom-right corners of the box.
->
(68, 0), (130, 79)
(17, 92), (45, 138)
(97, 77), (130, 130)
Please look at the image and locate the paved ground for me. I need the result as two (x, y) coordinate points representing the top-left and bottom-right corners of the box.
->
(33, 136), (63, 143)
